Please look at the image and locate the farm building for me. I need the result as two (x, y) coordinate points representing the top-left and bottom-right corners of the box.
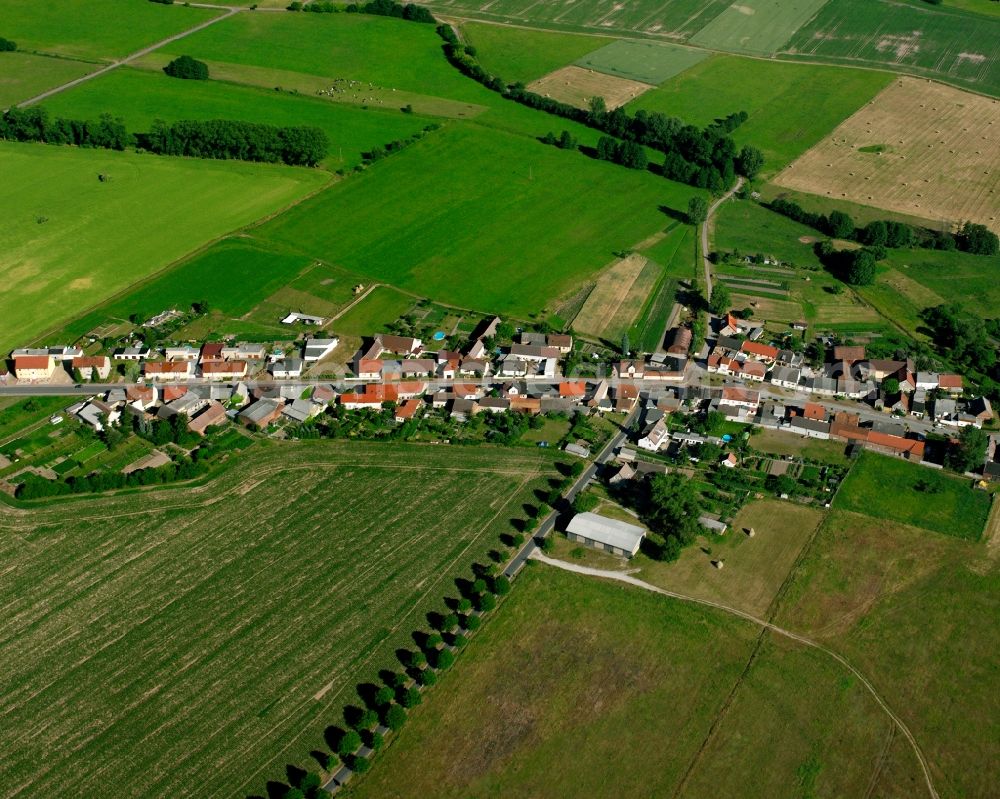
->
(282, 312), (327, 325)
(304, 338), (340, 362)
(565, 512), (645, 558)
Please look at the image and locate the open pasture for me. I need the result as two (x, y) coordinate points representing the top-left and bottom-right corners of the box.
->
(461, 21), (603, 84)
(425, 0), (732, 39)
(0, 0), (218, 62)
(784, 0), (1000, 97)
(773, 78), (1000, 234)
(689, 0), (830, 55)
(628, 55), (891, 176)
(527, 65), (651, 110)
(257, 124), (698, 319)
(331, 285), (418, 337)
(156, 10), (489, 106)
(0, 52), (96, 108)
(0, 142), (326, 353)
(777, 509), (1000, 798)
(835, 451), (990, 540)
(354, 556), (934, 798)
(573, 39), (708, 84)
(0, 441), (556, 798)
(42, 68), (433, 170)
(571, 254), (660, 341)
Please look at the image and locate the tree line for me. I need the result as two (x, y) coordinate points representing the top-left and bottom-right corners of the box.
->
(0, 106), (329, 167)
(436, 24), (762, 192)
(0, 37), (16, 51)
(251, 527), (524, 798)
(287, 0), (436, 22)
(768, 197), (999, 256)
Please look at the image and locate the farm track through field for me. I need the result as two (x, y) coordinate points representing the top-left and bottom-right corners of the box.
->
(531, 552), (940, 799)
(15, 6), (241, 110)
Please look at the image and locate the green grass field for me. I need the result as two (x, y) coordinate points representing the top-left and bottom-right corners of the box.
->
(258, 124), (699, 318)
(0, 141), (327, 352)
(41, 68), (433, 170)
(424, 0), (732, 39)
(157, 11), (487, 105)
(461, 21), (603, 84)
(629, 55), (891, 175)
(690, 0), (830, 55)
(332, 286), (417, 337)
(784, 0), (1000, 97)
(573, 39), (709, 85)
(0, 51), (95, 107)
(777, 508), (1000, 798)
(0, 0), (218, 62)
(352, 557), (934, 797)
(836, 451), (990, 540)
(0, 441), (557, 798)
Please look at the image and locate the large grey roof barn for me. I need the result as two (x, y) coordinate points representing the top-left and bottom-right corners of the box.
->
(565, 512), (645, 557)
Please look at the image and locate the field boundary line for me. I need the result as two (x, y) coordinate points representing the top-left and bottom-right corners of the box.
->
(531, 552), (940, 799)
(13, 6), (240, 111)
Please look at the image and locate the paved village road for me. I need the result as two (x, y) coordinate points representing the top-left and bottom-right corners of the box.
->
(504, 404), (639, 579)
(530, 552), (940, 799)
(12, 6), (240, 110)
(701, 177), (744, 296)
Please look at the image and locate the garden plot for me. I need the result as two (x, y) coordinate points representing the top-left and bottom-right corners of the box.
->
(773, 78), (1000, 233)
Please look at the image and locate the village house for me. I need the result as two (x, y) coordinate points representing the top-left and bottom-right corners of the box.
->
(775, 349), (804, 369)
(509, 397), (541, 414)
(459, 358), (490, 377)
(14, 354), (56, 381)
(400, 358), (436, 378)
(719, 313), (740, 337)
(340, 384), (399, 409)
(355, 358), (382, 380)
(201, 360), (248, 381)
(115, 346), (151, 361)
(222, 342), (267, 361)
(188, 401), (228, 435)
(72, 356), (112, 381)
(614, 360), (644, 380)
(770, 365), (801, 389)
(666, 327), (692, 357)
(144, 360), (195, 382)
(614, 383), (639, 413)
(833, 345), (866, 363)
(740, 340), (779, 363)
(638, 418), (668, 451)
(283, 398), (321, 423)
(721, 453), (738, 468)
(644, 360), (686, 381)
(498, 356), (529, 377)
(477, 396), (510, 414)
(304, 337), (340, 363)
(377, 334), (423, 356)
(239, 399), (284, 429)
(547, 333), (573, 354)
(719, 386), (760, 411)
(269, 358), (303, 380)
(559, 381), (587, 400)
(737, 359), (767, 382)
(450, 397), (478, 420)
(510, 343), (560, 362)
(199, 342), (224, 362)
(915, 372), (941, 391)
(395, 381), (427, 400)
(163, 345), (199, 361)
(394, 398), (422, 422)
(126, 385), (157, 411)
(938, 374), (963, 395)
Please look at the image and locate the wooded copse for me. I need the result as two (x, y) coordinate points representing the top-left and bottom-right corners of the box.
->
(436, 24), (761, 193)
(768, 197), (999, 256)
(0, 107), (329, 166)
(287, 0), (436, 23)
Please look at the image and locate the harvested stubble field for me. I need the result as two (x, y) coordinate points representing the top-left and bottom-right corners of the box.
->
(0, 441), (557, 797)
(526, 65), (652, 110)
(573, 39), (708, 85)
(774, 78), (1000, 233)
(571, 253), (660, 340)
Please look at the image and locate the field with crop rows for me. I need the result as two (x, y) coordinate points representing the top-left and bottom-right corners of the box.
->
(784, 0), (1000, 96)
(0, 441), (557, 798)
(573, 39), (708, 84)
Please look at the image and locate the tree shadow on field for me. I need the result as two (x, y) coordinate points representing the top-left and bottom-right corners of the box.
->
(324, 725), (347, 752)
(659, 204), (688, 224)
(356, 682), (381, 709)
(342, 704), (366, 728)
(286, 765), (307, 787)
(265, 781), (290, 799)
(396, 647), (415, 667)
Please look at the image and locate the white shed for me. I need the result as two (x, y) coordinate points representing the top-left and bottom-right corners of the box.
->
(565, 512), (645, 558)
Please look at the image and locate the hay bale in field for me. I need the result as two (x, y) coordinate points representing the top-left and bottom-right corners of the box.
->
(746, 527), (756, 538)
